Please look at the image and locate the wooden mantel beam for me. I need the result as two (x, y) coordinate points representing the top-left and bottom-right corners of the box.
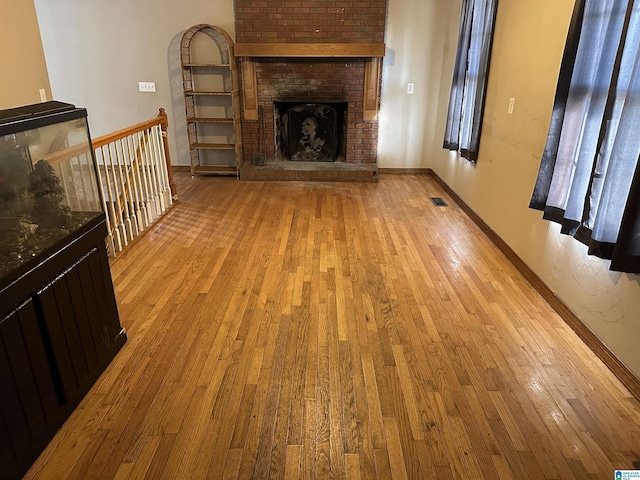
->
(234, 43), (386, 58)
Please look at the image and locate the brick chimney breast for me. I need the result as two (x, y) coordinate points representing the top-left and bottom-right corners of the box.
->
(235, 1), (387, 44)
(234, 0), (387, 171)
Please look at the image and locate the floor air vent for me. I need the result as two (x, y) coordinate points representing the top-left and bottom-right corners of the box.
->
(430, 197), (448, 207)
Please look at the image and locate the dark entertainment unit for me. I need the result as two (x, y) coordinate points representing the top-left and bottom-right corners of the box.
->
(0, 102), (126, 478)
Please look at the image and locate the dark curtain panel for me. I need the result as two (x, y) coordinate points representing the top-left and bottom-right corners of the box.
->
(529, 0), (586, 212)
(443, 0), (499, 162)
(530, 0), (640, 273)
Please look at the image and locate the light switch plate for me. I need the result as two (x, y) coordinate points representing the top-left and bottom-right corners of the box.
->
(139, 81), (156, 92)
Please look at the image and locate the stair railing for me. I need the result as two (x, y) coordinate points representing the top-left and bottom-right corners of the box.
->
(92, 109), (176, 256)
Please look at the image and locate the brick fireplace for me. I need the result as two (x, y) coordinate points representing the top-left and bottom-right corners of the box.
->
(234, 1), (387, 181)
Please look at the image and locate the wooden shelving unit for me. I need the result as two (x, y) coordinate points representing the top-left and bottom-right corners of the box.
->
(181, 25), (243, 177)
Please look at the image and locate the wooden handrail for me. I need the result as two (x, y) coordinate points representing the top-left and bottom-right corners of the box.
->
(92, 115), (163, 149)
(36, 142), (91, 167)
(92, 109), (175, 197)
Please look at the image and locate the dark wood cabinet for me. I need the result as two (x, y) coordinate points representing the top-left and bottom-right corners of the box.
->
(0, 214), (126, 479)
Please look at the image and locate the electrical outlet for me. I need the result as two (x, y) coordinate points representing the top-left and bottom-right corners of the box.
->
(138, 81), (156, 93)
(407, 83), (415, 94)
(39, 88), (47, 102)
(508, 97), (515, 115)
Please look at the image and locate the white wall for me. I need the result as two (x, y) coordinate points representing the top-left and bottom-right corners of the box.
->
(34, 0), (235, 166)
(378, 0), (457, 169)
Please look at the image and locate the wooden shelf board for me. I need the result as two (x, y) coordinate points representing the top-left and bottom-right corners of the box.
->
(184, 91), (232, 96)
(183, 63), (230, 67)
(234, 43), (386, 58)
(193, 165), (237, 176)
(191, 142), (235, 150)
(187, 117), (234, 124)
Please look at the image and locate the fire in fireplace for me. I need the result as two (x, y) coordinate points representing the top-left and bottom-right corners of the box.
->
(274, 101), (347, 162)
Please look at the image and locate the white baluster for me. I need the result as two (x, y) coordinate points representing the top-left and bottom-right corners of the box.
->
(150, 125), (166, 213)
(143, 129), (160, 220)
(159, 127), (174, 209)
(156, 124), (173, 209)
(144, 129), (161, 218)
(107, 143), (127, 249)
(97, 146), (121, 254)
(114, 139), (134, 241)
(57, 158), (74, 211)
(137, 130), (155, 224)
(122, 138), (140, 238)
(125, 134), (146, 232)
(77, 153), (93, 212)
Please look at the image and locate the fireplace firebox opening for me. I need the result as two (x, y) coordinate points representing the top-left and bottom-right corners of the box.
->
(274, 101), (348, 162)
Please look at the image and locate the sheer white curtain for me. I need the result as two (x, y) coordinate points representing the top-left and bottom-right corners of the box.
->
(531, 0), (640, 273)
(443, 0), (499, 162)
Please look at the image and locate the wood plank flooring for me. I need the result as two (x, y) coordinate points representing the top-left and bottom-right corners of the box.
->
(26, 172), (640, 479)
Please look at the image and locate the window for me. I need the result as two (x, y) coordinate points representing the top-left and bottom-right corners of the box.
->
(530, 0), (640, 273)
(443, 0), (499, 162)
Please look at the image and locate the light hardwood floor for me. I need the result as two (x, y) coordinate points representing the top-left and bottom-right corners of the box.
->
(26, 171), (640, 479)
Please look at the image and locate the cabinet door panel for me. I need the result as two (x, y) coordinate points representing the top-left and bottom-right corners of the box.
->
(77, 251), (109, 360)
(50, 272), (90, 382)
(16, 301), (60, 424)
(37, 284), (80, 396)
(89, 247), (122, 341)
(0, 315), (31, 461)
(0, 413), (16, 473)
(65, 262), (99, 371)
(0, 307), (46, 439)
